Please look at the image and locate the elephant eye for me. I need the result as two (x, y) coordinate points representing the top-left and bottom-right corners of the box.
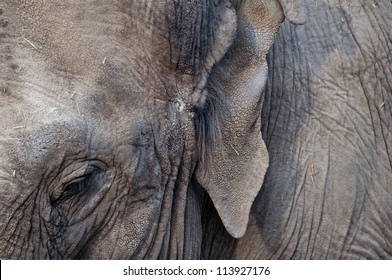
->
(50, 161), (107, 205)
(59, 175), (93, 201)
(52, 171), (97, 205)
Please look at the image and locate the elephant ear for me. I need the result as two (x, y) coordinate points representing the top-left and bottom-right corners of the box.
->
(277, 0), (306, 24)
(194, 0), (282, 238)
(195, 101), (269, 239)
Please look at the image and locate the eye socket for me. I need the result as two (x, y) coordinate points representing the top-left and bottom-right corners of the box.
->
(51, 175), (92, 206)
(57, 174), (93, 202)
(49, 161), (107, 206)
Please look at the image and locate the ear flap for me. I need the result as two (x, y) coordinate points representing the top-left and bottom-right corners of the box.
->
(196, 114), (269, 238)
(194, 0), (280, 238)
(195, 60), (270, 238)
(277, 0), (306, 24)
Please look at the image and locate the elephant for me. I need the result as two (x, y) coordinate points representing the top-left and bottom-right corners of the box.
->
(0, 0), (299, 259)
(0, 0), (391, 260)
(203, 0), (392, 259)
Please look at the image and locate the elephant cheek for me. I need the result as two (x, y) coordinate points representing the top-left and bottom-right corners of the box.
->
(77, 199), (162, 259)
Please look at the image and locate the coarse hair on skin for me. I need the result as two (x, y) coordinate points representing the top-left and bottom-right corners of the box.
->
(195, 65), (228, 170)
(195, 88), (220, 170)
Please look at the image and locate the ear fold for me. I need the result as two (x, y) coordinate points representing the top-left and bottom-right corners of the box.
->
(194, 0), (284, 238)
(277, 0), (307, 24)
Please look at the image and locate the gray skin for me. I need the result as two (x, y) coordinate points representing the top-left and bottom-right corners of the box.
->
(0, 0), (300, 259)
(203, 0), (391, 259)
(3, 0), (388, 260)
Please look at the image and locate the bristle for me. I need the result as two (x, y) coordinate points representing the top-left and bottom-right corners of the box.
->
(195, 71), (223, 169)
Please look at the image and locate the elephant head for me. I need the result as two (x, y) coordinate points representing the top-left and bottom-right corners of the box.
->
(0, 0), (304, 259)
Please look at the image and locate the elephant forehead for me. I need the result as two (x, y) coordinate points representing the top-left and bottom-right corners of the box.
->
(0, 97), (153, 150)
(2, 0), (228, 105)
(2, 1), (174, 100)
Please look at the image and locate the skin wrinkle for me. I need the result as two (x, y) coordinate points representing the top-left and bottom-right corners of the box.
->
(85, 184), (117, 256)
(339, 176), (364, 258)
(89, 184), (127, 258)
(110, 212), (125, 259)
(39, 183), (60, 258)
(145, 147), (177, 258)
(312, 148), (331, 259)
(25, 183), (40, 259)
(304, 174), (318, 257)
(3, 188), (35, 241)
(170, 168), (191, 259)
(146, 129), (176, 258)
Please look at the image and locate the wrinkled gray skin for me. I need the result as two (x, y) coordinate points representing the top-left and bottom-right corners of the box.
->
(1, 0), (391, 260)
(0, 0), (289, 259)
(204, 0), (392, 259)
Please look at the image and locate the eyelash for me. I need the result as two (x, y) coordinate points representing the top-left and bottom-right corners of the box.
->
(54, 173), (94, 204)
(63, 176), (91, 197)
(50, 161), (107, 206)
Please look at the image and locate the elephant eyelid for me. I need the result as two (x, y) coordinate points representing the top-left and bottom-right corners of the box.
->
(49, 160), (107, 205)
(52, 174), (93, 204)
(65, 174), (92, 194)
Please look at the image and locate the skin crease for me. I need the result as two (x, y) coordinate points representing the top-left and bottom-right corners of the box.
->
(0, 0), (285, 259)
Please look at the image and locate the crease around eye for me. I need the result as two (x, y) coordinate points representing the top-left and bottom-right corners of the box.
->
(50, 161), (107, 205)
(55, 174), (93, 204)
